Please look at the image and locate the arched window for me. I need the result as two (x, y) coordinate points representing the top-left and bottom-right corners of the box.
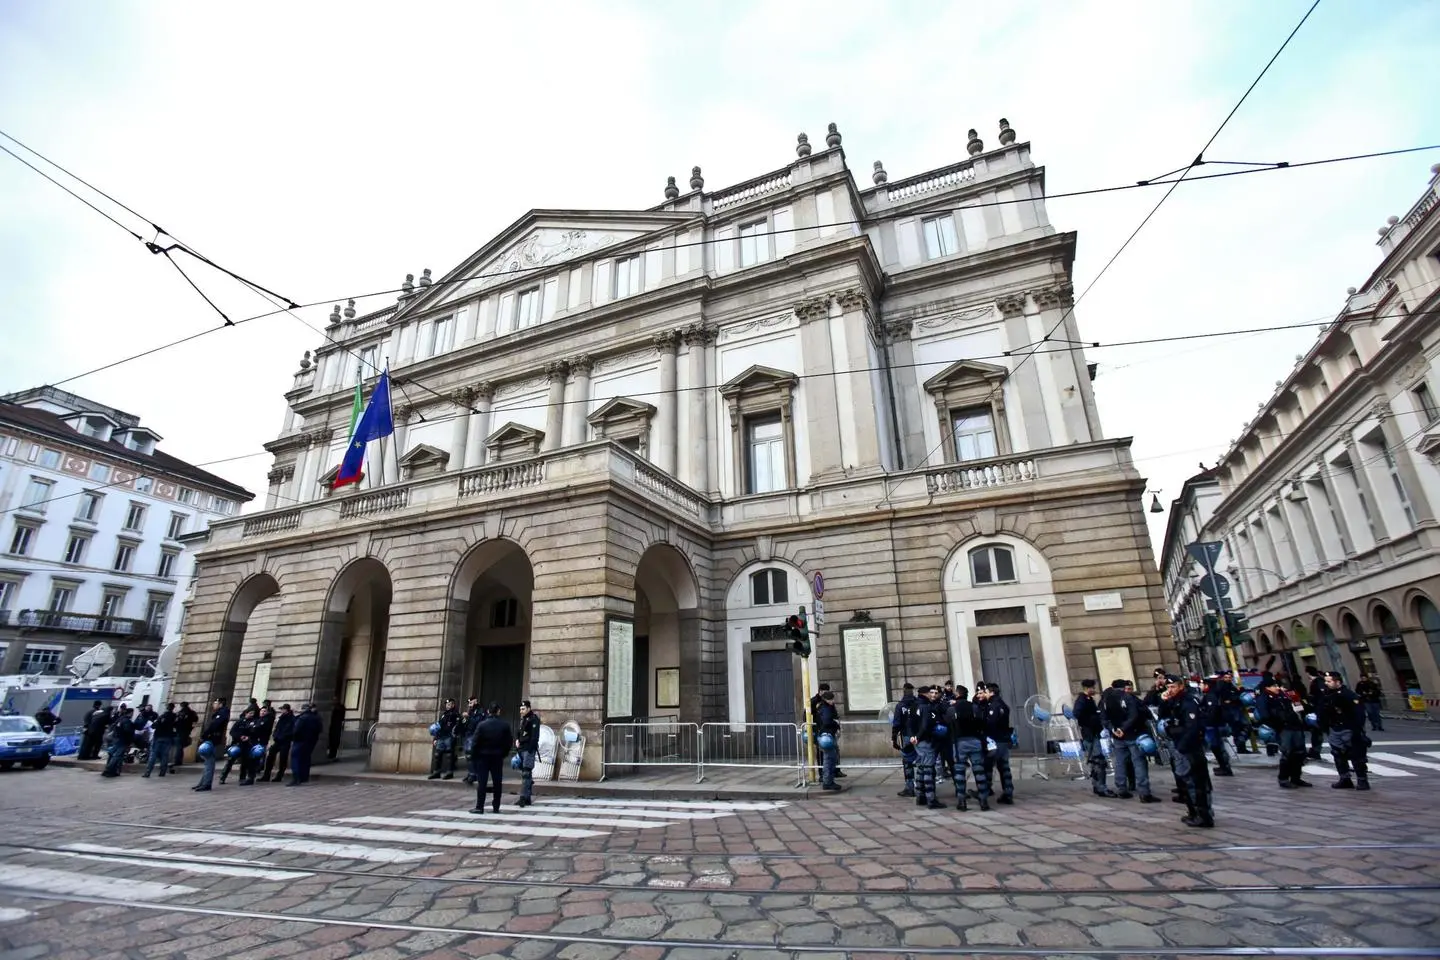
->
(750, 568), (788, 606)
(969, 544), (1017, 585)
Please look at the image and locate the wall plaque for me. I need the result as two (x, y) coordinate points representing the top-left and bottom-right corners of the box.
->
(840, 624), (890, 713)
(605, 616), (635, 720)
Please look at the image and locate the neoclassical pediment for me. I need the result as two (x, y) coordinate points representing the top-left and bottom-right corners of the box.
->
(398, 443), (451, 479)
(395, 209), (697, 319)
(719, 364), (799, 399)
(587, 396), (657, 425)
(923, 359), (1008, 394)
(486, 422), (544, 447)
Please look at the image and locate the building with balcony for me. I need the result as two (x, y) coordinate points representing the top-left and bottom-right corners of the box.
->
(173, 119), (1174, 775)
(1198, 162), (1440, 708)
(1158, 467), (1235, 677)
(0, 387), (254, 677)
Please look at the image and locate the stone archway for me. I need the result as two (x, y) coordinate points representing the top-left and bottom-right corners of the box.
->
(634, 543), (702, 723)
(317, 557), (393, 762)
(210, 573), (281, 709)
(442, 539), (534, 733)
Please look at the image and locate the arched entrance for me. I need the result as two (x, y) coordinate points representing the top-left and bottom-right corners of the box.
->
(1315, 618), (1344, 679)
(724, 560), (814, 725)
(634, 544), (701, 723)
(320, 558), (392, 760)
(1413, 597), (1440, 696)
(942, 535), (1067, 754)
(213, 573), (281, 707)
(1375, 604), (1417, 693)
(448, 540), (533, 730)
(1342, 611), (1375, 680)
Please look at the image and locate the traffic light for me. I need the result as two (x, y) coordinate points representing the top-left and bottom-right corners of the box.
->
(1225, 610), (1250, 637)
(1202, 613), (1221, 647)
(786, 610), (811, 658)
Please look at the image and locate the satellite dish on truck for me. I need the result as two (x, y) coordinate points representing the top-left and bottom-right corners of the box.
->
(68, 643), (116, 682)
(153, 642), (180, 678)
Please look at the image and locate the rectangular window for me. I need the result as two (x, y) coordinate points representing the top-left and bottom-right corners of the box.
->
(88, 462), (110, 483)
(738, 220), (768, 267)
(124, 502), (146, 532)
(77, 492), (102, 522)
(101, 592), (125, 619)
(1, 436), (16, 457)
(0, 581), (15, 612)
(48, 585), (73, 612)
(353, 345), (378, 385)
(427, 316), (454, 357)
(167, 512), (187, 539)
(63, 534), (89, 565)
(134, 475), (154, 493)
(157, 551), (177, 578)
(177, 487), (197, 505)
(951, 406), (998, 462)
(113, 543), (134, 572)
(22, 477), (53, 511)
(38, 449), (61, 469)
(1383, 444), (1416, 529)
(19, 648), (63, 674)
(490, 597), (519, 628)
(1415, 383), (1439, 423)
(613, 256), (641, 299)
(750, 569), (788, 606)
(123, 653), (150, 676)
(745, 415), (786, 494)
(923, 215), (959, 259)
(146, 597), (169, 627)
(8, 525), (34, 556)
(515, 288), (541, 329)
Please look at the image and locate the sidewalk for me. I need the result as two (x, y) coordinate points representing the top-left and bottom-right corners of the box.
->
(50, 753), (1088, 800)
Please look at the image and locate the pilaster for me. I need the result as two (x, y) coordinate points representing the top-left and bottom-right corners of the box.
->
(833, 287), (885, 473)
(543, 362), (568, 452)
(680, 324), (716, 492)
(653, 332), (679, 474)
(465, 382), (495, 469)
(796, 295), (844, 479)
(566, 356), (594, 446)
(449, 388), (475, 471)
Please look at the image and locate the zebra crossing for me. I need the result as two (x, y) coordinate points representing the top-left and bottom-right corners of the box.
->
(0, 797), (786, 901)
(1310, 741), (1440, 778)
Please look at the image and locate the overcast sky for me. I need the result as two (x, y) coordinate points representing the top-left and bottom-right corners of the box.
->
(2, 1), (1437, 551)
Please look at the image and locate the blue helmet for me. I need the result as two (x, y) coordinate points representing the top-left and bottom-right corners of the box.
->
(428, 722), (442, 737)
(817, 733), (836, 750)
(1032, 707), (1051, 724)
(226, 744), (241, 759)
(510, 753), (523, 770)
(1136, 734), (1159, 756)
(250, 743), (267, 760)
(197, 741), (214, 758)
(933, 724), (948, 738)
(1257, 724), (1278, 744)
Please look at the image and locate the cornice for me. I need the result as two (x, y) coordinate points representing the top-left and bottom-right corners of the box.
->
(882, 231), (1078, 299)
(262, 427), (334, 455)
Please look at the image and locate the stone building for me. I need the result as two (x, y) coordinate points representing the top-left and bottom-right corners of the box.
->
(1158, 467), (1231, 678)
(1, 386), (252, 677)
(1197, 163), (1440, 712)
(173, 120), (1174, 774)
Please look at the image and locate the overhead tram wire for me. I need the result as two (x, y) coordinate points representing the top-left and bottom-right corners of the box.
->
(11, 136), (1431, 391)
(875, 0), (1325, 507)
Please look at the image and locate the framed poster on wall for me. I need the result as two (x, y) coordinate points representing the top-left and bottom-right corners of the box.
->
(604, 616), (636, 720)
(655, 667), (680, 709)
(1093, 645), (1137, 688)
(342, 678), (363, 711)
(840, 623), (890, 714)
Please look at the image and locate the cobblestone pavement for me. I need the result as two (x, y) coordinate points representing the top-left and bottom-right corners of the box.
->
(1, 749), (1438, 959)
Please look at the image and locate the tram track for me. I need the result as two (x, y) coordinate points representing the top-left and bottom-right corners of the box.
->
(4, 887), (1440, 958)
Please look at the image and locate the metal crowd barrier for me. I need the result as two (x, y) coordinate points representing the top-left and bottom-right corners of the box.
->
(599, 721), (701, 783)
(697, 722), (804, 785)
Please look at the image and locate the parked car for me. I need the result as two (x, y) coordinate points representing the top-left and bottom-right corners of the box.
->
(0, 715), (55, 771)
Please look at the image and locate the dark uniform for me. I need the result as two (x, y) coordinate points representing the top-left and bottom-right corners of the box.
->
(469, 709), (514, 814)
(980, 687), (1013, 804)
(1318, 676), (1370, 790)
(462, 699), (483, 784)
(890, 686), (920, 797)
(429, 703), (462, 779)
(515, 704), (542, 807)
(1257, 683), (1309, 788)
(264, 707), (296, 782)
(1200, 680), (1235, 776)
(1161, 676), (1214, 828)
(909, 688), (944, 809)
(1072, 685), (1113, 796)
(946, 692), (989, 811)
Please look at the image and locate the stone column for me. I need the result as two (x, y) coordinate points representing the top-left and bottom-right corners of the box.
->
(654, 332), (679, 474)
(449, 388), (474, 472)
(883, 318), (925, 469)
(797, 296), (844, 479)
(265, 467), (289, 509)
(292, 439), (316, 503)
(566, 356), (594, 446)
(386, 407), (412, 485)
(1345, 436), (1389, 542)
(543, 362), (568, 452)
(834, 288), (885, 473)
(681, 324), (716, 490)
(1375, 399), (1435, 523)
(465, 382), (494, 468)
(1315, 456), (1357, 556)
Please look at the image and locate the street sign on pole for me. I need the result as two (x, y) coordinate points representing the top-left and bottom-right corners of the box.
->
(1196, 573), (1230, 599)
(813, 599), (826, 626)
(813, 572), (825, 599)
(1186, 541), (1224, 569)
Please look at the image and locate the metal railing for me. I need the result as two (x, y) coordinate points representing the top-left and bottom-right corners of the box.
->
(599, 721), (701, 783)
(2, 609), (162, 639)
(698, 722), (804, 785)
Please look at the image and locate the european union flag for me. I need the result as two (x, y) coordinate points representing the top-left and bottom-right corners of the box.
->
(333, 369), (394, 490)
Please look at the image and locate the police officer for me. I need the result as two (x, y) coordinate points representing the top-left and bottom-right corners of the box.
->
(514, 700), (542, 807)
(947, 684), (989, 812)
(1257, 676), (1310, 789)
(815, 690), (842, 792)
(1105, 679), (1159, 803)
(429, 698), (462, 780)
(461, 696), (483, 784)
(469, 703), (514, 815)
(1213, 669), (1250, 754)
(1072, 679), (1114, 797)
(906, 686), (944, 809)
(890, 683), (920, 798)
(977, 682), (1014, 805)
(1199, 676), (1235, 777)
(1160, 673), (1214, 828)
(1318, 671), (1370, 791)
(263, 704), (295, 782)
